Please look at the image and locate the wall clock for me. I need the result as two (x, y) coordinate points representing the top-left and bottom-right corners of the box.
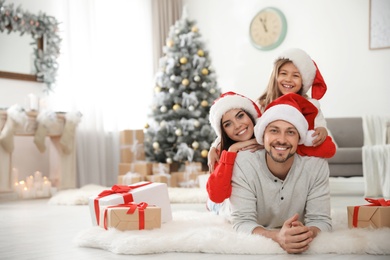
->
(249, 7), (287, 51)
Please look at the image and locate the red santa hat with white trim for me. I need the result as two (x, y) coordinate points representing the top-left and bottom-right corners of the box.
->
(254, 93), (318, 146)
(277, 48), (327, 100)
(209, 91), (262, 137)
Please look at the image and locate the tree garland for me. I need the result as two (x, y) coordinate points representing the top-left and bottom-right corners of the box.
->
(0, 0), (61, 92)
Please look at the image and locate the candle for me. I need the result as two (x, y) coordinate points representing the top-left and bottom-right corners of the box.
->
(26, 175), (34, 189)
(34, 171), (42, 183)
(42, 180), (52, 197)
(27, 93), (39, 111)
(22, 187), (31, 199)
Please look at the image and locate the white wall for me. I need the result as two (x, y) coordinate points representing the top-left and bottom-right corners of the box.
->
(183, 0), (390, 117)
(0, 0), (389, 115)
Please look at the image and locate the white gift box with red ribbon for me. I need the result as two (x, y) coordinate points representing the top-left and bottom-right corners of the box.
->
(88, 181), (172, 226)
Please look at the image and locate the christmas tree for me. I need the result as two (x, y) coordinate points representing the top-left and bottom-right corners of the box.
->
(144, 13), (221, 167)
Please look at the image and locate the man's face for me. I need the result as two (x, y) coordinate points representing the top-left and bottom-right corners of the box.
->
(263, 120), (299, 163)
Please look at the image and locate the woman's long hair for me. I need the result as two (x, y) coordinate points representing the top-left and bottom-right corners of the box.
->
(218, 110), (257, 154)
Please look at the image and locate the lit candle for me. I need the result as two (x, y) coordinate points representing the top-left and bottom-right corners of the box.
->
(26, 175), (34, 189)
(22, 187), (30, 199)
(34, 171), (42, 183)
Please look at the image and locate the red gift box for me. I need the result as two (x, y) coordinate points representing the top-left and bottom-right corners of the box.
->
(347, 198), (390, 228)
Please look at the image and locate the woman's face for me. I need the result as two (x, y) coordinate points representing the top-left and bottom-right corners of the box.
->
(221, 109), (254, 142)
(277, 62), (303, 95)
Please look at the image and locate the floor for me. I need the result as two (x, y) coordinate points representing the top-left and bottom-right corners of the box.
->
(0, 190), (389, 260)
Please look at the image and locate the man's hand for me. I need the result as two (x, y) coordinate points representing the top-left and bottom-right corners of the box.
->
(275, 214), (315, 254)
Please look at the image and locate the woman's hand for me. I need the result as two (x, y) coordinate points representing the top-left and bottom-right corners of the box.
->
(207, 147), (219, 173)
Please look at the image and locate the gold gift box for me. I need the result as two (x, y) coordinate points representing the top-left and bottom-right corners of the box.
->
(120, 146), (146, 163)
(118, 162), (153, 176)
(117, 174), (143, 185)
(120, 129), (144, 145)
(146, 174), (177, 187)
(347, 205), (390, 228)
(101, 205), (161, 231)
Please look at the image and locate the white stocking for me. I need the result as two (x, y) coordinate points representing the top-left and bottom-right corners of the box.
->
(60, 111), (82, 155)
(34, 110), (57, 153)
(0, 105), (27, 153)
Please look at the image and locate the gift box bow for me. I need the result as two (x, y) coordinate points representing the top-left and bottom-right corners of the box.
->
(94, 182), (152, 225)
(103, 202), (148, 230)
(352, 198), (390, 228)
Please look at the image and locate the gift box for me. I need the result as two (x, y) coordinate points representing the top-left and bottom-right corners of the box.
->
(184, 161), (203, 172)
(117, 172), (143, 185)
(146, 174), (177, 187)
(120, 146), (145, 163)
(171, 171), (207, 188)
(120, 129), (144, 145)
(118, 162), (153, 176)
(152, 162), (180, 175)
(89, 181), (172, 226)
(347, 198), (390, 228)
(101, 202), (161, 231)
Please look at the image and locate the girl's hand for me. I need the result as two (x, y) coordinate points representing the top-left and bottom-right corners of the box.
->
(312, 127), (328, 147)
(207, 147), (219, 173)
(228, 138), (263, 153)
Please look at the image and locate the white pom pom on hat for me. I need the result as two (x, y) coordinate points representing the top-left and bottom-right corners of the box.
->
(209, 91), (262, 137)
(277, 48), (327, 100)
(254, 93), (318, 146)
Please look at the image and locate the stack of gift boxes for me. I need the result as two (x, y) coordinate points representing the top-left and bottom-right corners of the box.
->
(89, 181), (172, 231)
(117, 129), (208, 188)
(91, 129), (208, 232)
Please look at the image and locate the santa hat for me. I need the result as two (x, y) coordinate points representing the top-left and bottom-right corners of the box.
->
(278, 48), (327, 100)
(209, 91), (261, 137)
(254, 93), (317, 146)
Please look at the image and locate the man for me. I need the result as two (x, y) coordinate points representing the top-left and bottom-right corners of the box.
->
(229, 93), (332, 254)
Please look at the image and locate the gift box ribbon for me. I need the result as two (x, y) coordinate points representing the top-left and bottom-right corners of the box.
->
(103, 202), (148, 230)
(94, 182), (152, 225)
(352, 198), (390, 228)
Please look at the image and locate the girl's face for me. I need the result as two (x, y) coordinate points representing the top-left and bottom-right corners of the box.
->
(221, 109), (254, 142)
(277, 62), (303, 95)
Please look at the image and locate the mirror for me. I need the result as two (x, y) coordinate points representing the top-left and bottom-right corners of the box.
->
(0, 0), (61, 92)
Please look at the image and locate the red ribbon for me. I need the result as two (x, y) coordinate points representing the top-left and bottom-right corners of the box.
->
(103, 202), (148, 230)
(94, 182), (152, 225)
(352, 198), (390, 228)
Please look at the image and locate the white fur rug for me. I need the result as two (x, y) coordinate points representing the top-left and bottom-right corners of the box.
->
(48, 184), (208, 205)
(74, 209), (390, 255)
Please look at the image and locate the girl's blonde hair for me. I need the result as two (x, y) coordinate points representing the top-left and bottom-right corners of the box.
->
(256, 59), (307, 111)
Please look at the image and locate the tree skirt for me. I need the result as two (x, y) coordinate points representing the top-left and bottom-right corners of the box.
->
(48, 184), (208, 205)
(73, 209), (390, 255)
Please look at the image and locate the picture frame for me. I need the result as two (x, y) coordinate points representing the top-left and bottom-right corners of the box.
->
(369, 0), (390, 50)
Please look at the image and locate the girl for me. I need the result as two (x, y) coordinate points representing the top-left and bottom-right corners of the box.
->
(257, 48), (328, 147)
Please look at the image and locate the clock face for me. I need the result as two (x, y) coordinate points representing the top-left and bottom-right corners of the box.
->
(249, 7), (287, 51)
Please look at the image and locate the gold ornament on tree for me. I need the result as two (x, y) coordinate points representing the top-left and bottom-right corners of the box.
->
(144, 123), (149, 129)
(182, 78), (189, 86)
(197, 49), (204, 56)
(192, 141), (199, 150)
(173, 104), (181, 111)
(154, 86), (161, 93)
(201, 68), (209, 75)
(201, 100), (209, 107)
(201, 149), (208, 158)
(166, 158), (173, 164)
(180, 57), (188, 64)
(191, 26), (198, 33)
(166, 39), (174, 47)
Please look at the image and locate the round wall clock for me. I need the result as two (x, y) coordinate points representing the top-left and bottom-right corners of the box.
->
(249, 7), (287, 51)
